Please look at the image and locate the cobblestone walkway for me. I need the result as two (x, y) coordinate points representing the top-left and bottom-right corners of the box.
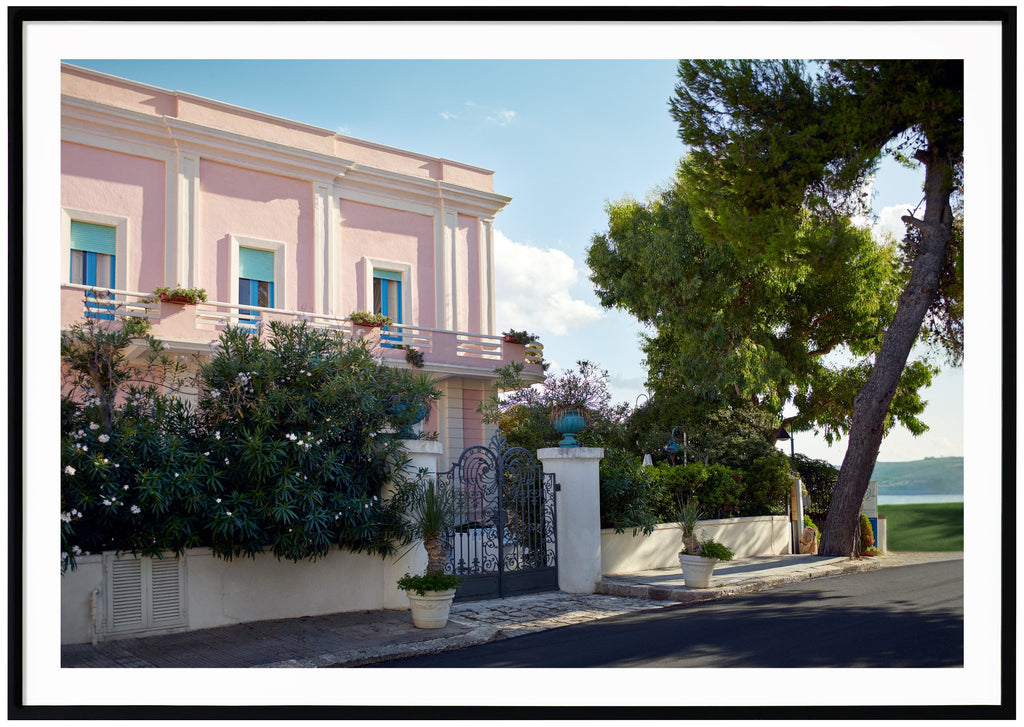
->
(450, 592), (678, 636)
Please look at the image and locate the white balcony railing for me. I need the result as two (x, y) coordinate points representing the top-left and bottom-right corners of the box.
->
(61, 285), (544, 370)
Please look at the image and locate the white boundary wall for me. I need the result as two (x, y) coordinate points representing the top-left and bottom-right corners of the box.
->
(61, 544), (425, 645)
(601, 515), (791, 575)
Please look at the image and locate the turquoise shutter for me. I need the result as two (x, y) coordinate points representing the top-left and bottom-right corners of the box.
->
(70, 221), (116, 255)
(239, 247), (275, 283)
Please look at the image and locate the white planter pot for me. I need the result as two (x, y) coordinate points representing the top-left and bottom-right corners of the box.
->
(678, 553), (718, 588)
(406, 588), (457, 629)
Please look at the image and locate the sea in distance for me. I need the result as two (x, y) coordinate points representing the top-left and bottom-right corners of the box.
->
(878, 494), (964, 505)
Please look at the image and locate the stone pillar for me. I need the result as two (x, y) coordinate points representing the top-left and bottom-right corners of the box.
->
(399, 439), (444, 482)
(790, 476), (805, 555)
(537, 447), (604, 594)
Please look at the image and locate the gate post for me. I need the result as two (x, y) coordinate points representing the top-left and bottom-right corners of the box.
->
(537, 447), (604, 594)
(397, 439), (444, 482)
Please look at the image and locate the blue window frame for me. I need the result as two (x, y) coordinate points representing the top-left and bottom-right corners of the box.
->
(70, 221), (116, 320)
(373, 269), (403, 346)
(238, 247), (275, 331)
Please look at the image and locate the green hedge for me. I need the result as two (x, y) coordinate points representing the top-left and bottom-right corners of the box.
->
(600, 449), (793, 532)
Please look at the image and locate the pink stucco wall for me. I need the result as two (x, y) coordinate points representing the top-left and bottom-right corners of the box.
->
(61, 141), (166, 292)
(338, 200), (436, 327)
(461, 388), (485, 448)
(198, 160), (312, 309)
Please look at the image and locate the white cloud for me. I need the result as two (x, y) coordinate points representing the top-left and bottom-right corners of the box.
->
(493, 230), (604, 336)
(486, 109), (516, 126)
(873, 203), (916, 242)
(439, 111), (457, 120)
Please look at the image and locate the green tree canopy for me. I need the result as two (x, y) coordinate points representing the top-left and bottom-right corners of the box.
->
(662, 59), (961, 555)
(588, 167), (935, 446)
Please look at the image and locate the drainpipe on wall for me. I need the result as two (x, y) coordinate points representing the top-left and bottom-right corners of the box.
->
(89, 588), (101, 646)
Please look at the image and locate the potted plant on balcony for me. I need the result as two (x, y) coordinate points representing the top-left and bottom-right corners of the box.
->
(402, 344), (425, 368)
(676, 497), (734, 588)
(502, 329), (538, 345)
(349, 310), (391, 328)
(396, 478), (463, 629)
(153, 285), (207, 305)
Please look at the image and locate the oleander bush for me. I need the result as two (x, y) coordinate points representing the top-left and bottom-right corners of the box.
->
(61, 320), (438, 571)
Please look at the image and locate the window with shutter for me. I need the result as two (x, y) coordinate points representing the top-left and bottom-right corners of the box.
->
(104, 554), (187, 636)
(70, 220), (117, 320)
(238, 247), (276, 331)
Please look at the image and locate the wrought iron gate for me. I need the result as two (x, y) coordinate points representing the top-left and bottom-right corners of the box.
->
(438, 431), (558, 601)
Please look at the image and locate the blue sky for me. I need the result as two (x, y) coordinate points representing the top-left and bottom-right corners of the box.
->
(64, 57), (965, 466)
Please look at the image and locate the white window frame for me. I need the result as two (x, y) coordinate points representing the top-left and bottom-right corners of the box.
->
(61, 208), (129, 290)
(229, 234), (287, 310)
(361, 257), (413, 324)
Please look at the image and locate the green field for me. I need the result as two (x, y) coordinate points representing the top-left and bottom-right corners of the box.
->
(879, 502), (963, 552)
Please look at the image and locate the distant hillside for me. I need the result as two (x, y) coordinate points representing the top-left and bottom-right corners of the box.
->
(871, 457), (964, 496)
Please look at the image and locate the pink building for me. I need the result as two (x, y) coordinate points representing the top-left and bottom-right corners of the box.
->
(60, 63), (544, 464)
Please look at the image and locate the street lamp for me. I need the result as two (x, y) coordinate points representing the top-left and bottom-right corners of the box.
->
(776, 426), (795, 458)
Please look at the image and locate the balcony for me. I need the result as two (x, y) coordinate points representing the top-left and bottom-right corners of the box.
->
(61, 284), (545, 382)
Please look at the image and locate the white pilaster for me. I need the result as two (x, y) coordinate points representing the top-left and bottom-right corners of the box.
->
(328, 191), (343, 317)
(437, 209), (458, 330)
(537, 447), (605, 594)
(172, 153), (200, 288)
(479, 218), (496, 335)
(312, 183), (331, 315)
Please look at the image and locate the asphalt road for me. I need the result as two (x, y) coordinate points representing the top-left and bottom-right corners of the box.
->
(365, 560), (963, 668)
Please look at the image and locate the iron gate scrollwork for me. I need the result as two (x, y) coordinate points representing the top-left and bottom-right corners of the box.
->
(438, 431), (558, 601)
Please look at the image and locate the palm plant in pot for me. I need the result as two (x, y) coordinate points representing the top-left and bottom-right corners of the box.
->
(676, 497), (734, 588)
(396, 477), (463, 628)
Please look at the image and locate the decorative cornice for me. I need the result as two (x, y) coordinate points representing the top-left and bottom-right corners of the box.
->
(161, 116), (354, 183)
(62, 94), (510, 219)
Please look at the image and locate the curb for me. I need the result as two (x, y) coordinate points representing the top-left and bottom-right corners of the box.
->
(595, 557), (884, 604)
(258, 623), (501, 668)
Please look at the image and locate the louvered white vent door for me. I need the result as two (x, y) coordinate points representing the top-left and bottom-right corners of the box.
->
(109, 557), (144, 631)
(105, 554), (187, 635)
(149, 557), (186, 627)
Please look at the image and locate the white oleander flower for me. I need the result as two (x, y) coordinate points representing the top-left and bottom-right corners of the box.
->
(64, 465), (76, 476)
(98, 434), (110, 443)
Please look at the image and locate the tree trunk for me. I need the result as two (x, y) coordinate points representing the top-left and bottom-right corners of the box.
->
(424, 536), (447, 574)
(819, 146), (955, 556)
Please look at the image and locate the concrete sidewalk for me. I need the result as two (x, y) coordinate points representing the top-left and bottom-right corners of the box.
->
(60, 551), (962, 669)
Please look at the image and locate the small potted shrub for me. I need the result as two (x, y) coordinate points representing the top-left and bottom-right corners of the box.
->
(349, 310), (392, 328)
(153, 285), (207, 305)
(544, 360), (611, 447)
(502, 329), (538, 345)
(676, 497), (734, 588)
(859, 513), (880, 556)
(391, 372), (440, 438)
(402, 344), (425, 368)
(396, 479), (463, 628)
